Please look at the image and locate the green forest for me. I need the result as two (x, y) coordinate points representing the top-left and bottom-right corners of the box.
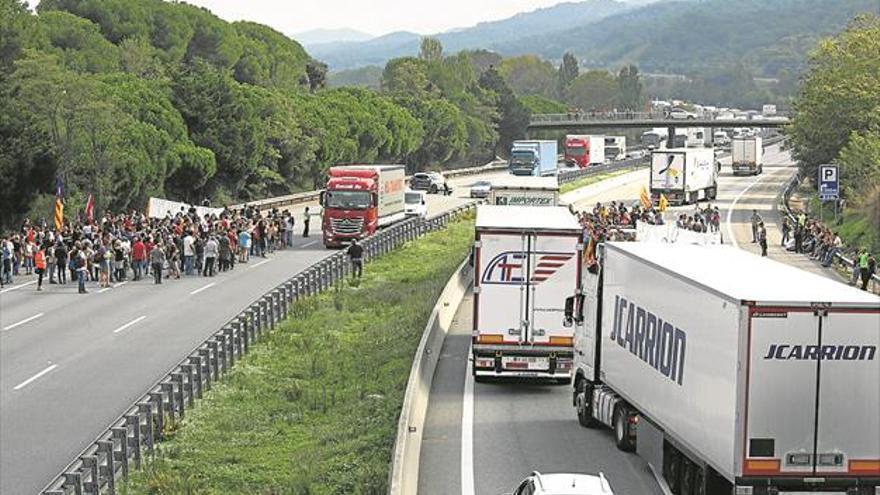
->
(0, 0), (533, 229)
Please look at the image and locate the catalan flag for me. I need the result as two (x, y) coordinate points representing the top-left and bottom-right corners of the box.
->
(54, 177), (64, 231)
(639, 185), (652, 209)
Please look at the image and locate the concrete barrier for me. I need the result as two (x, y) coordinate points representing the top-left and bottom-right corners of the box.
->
(388, 260), (472, 495)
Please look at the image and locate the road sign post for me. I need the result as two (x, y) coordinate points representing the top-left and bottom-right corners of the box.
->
(818, 164), (839, 202)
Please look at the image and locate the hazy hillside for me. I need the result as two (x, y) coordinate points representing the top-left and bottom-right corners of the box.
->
(495, 0), (878, 76)
(310, 0), (629, 69)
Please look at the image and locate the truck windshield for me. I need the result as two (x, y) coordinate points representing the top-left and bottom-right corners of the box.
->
(510, 151), (536, 166)
(405, 192), (422, 204)
(325, 190), (371, 209)
(566, 146), (586, 157)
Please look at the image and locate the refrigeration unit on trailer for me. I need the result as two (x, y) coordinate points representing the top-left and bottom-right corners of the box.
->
(566, 242), (880, 495)
(473, 205), (582, 381)
(487, 176), (560, 207)
(650, 148), (717, 205)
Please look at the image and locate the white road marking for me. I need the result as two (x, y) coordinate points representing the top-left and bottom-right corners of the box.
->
(303, 240), (318, 248)
(461, 348), (475, 495)
(2, 312), (45, 332)
(725, 172), (772, 249)
(113, 281), (128, 289)
(112, 315), (147, 334)
(250, 259), (272, 268)
(189, 282), (216, 295)
(98, 287), (111, 294)
(13, 363), (58, 391)
(0, 280), (37, 294)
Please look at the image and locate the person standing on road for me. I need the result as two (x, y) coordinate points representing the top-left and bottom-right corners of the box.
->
(347, 238), (364, 279)
(46, 242), (56, 284)
(1, 238), (13, 286)
(34, 244), (46, 291)
(54, 240), (67, 284)
(859, 251), (877, 291)
(758, 222), (768, 257)
(302, 207), (311, 238)
(75, 241), (88, 294)
(150, 242), (166, 284)
(750, 210), (763, 243)
(203, 235), (218, 277)
(781, 217), (791, 246)
(131, 236), (146, 281)
(183, 231), (195, 275)
(238, 228), (250, 263)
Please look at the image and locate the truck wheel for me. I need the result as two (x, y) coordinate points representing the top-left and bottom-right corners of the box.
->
(614, 406), (635, 452)
(575, 380), (598, 428)
(693, 464), (706, 495)
(680, 459), (694, 495)
(430, 185), (438, 194)
(665, 448), (682, 494)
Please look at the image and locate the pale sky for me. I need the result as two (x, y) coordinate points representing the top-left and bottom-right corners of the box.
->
(174, 0), (574, 36)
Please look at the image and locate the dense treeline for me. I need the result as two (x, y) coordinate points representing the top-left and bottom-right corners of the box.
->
(0, 1), (525, 230)
(789, 15), (880, 251)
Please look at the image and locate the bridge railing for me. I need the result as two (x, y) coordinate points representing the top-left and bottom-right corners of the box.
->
(40, 203), (481, 495)
(530, 111), (793, 124)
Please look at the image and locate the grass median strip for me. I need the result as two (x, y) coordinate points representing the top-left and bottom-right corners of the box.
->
(559, 167), (639, 195)
(123, 216), (474, 495)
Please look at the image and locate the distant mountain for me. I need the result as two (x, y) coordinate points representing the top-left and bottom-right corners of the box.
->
(310, 0), (630, 69)
(493, 0), (878, 76)
(294, 28), (374, 46)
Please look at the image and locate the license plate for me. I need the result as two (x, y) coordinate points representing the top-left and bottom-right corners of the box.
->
(503, 356), (549, 370)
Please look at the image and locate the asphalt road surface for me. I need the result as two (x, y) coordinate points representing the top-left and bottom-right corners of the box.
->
(418, 144), (844, 495)
(0, 192), (472, 495)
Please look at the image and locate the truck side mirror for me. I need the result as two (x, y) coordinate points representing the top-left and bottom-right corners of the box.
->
(372, 192), (378, 207)
(564, 296), (575, 327)
(319, 191), (325, 207)
(575, 294), (585, 324)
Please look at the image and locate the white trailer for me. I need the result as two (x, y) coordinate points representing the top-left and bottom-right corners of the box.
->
(568, 242), (880, 495)
(487, 176), (559, 207)
(732, 137), (764, 175)
(604, 136), (627, 161)
(472, 205), (582, 381)
(650, 148), (717, 205)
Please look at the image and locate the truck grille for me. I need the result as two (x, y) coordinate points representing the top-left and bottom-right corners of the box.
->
(330, 217), (364, 235)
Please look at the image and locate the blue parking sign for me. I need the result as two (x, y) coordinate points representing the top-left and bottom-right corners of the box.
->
(818, 164), (839, 201)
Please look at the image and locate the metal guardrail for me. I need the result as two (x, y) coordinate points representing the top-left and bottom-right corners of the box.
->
(557, 156), (649, 185)
(40, 203), (479, 495)
(780, 172), (879, 294)
(229, 159), (507, 213)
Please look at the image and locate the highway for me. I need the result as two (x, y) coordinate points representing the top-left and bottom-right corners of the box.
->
(418, 144), (842, 495)
(0, 190), (476, 495)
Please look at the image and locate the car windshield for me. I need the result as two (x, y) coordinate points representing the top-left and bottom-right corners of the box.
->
(325, 190), (371, 209)
(472, 181), (490, 188)
(405, 192), (422, 204)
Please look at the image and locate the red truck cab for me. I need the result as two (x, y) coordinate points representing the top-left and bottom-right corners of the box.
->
(321, 165), (406, 248)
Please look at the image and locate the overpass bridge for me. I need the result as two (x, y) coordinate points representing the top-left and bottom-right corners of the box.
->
(528, 111), (790, 132)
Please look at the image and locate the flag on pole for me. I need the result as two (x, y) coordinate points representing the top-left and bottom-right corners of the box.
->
(54, 177), (65, 231)
(84, 194), (95, 222)
(639, 185), (652, 209)
(659, 194), (669, 212)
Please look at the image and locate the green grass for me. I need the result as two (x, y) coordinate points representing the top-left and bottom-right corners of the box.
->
(559, 167), (638, 195)
(122, 216), (474, 495)
(805, 192), (879, 255)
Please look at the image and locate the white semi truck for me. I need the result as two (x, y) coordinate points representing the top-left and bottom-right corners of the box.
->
(487, 176), (560, 207)
(732, 137), (764, 176)
(566, 242), (880, 495)
(650, 148), (717, 205)
(472, 205), (582, 381)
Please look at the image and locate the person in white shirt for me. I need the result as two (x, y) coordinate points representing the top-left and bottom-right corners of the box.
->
(183, 233), (195, 275)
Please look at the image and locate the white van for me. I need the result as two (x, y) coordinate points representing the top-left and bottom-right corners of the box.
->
(404, 189), (427, 218)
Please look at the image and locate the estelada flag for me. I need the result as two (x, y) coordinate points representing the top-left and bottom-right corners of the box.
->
(84, 194), (95, 222)
(659, 194), (669, 212)
(639, 185), (652, 209)
(54, 177), (64, 231)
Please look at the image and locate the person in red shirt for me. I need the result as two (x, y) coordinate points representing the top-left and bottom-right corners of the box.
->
(131, 237), (146, 281)
(144, 237), (154, 277)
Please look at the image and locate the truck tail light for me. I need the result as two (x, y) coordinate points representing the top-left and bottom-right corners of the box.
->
(474, 358), (494, 369)
(556, 359), (572, 370)
(477, 335), (504, 344)
(786, 453), (811, 466)
(734, 487), (753, 495)
(849, 459), (880, 473)
(549, 336), (573, 346)
(745, 459), (781, 473)
(817, 453), (843, 466)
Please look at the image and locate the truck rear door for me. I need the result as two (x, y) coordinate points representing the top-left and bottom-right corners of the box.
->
(527, 234), (579, 347)
(476, 232), (529, 344)
(745, 307), (880, 478)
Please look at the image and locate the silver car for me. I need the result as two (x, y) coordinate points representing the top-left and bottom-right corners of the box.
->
(470, 180), (492, 199)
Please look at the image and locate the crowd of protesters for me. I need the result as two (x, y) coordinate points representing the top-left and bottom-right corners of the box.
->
(0, 202), (308, 293)
(781, 210), (877, 291)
